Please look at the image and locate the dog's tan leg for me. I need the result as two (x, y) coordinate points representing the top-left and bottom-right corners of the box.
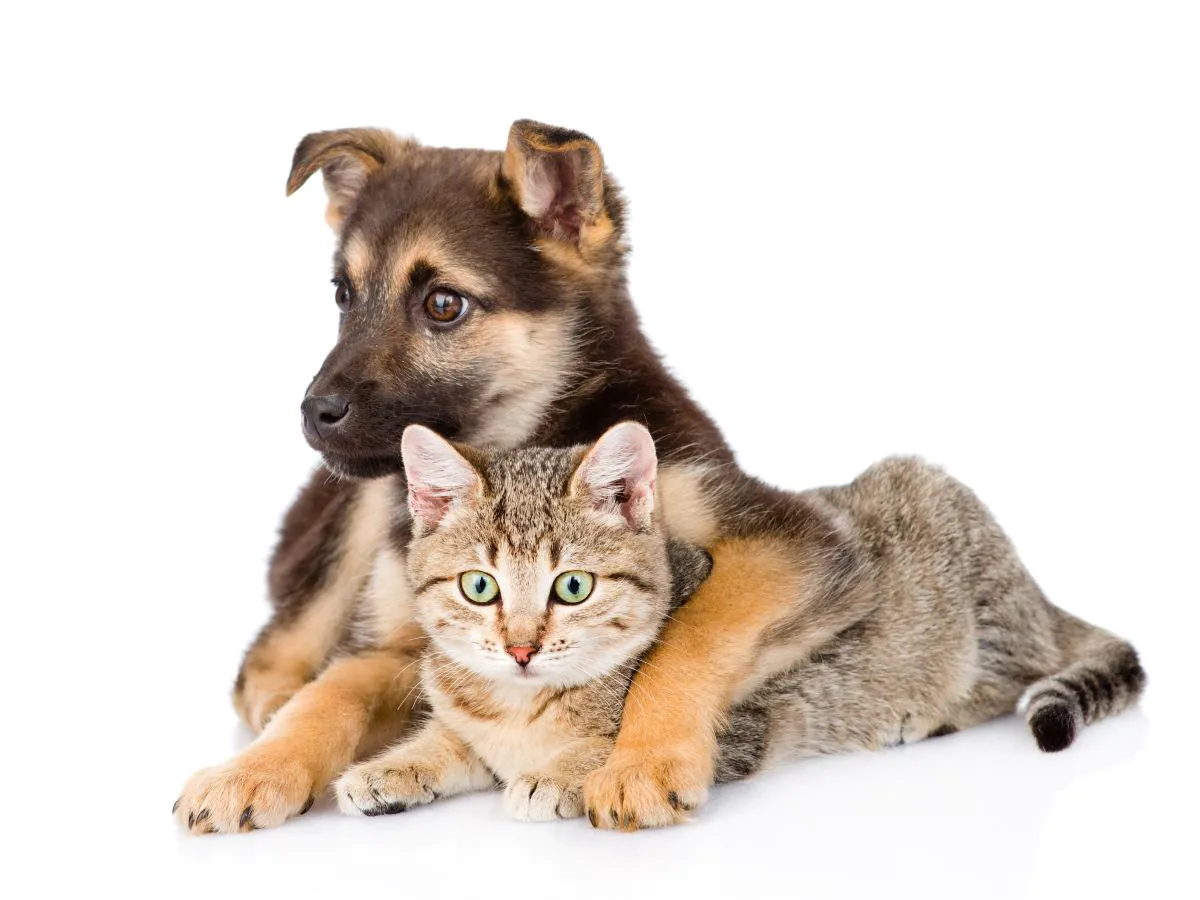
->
(233, 598), (353, 734)
(583, 537), (818, 830)
(232, 476), (394, 733)
(176, 650), (420, 834)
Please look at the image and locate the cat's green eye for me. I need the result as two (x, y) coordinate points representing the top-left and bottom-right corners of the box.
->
(460, 571), (500, 605)
(552, 571), (595, 605)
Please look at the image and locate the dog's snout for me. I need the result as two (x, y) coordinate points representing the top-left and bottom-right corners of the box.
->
(301, 394), (351, 439)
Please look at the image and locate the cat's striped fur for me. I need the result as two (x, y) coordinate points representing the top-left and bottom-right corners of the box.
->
(335, 423), (715, 820)
(715, 457), (1145, 775)
(332, 428), (1143, 823)
(174, 120), (1144, 834)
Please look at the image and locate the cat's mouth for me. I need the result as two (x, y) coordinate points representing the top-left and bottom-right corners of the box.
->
(506, 662), (542, 681)
(494, 656), (559, 685)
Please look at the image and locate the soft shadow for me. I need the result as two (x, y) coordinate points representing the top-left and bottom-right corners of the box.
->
(692, 710), (1150, 896)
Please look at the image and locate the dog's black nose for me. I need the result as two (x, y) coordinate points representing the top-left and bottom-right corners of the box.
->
(301, 394), (351, 439)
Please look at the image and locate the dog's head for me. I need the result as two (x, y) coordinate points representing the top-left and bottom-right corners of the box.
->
(286, 120), (627, 479)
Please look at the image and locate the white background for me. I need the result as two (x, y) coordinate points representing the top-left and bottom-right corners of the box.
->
(3, 3), (1196, 898)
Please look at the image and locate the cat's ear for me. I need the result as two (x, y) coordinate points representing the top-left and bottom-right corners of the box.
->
(401, 425), (482, 533)
(570, 422), (657, 531)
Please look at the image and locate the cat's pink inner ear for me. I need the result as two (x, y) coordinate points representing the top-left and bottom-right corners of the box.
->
(573, 422), (658, 530)
(401, 425), (481, 531)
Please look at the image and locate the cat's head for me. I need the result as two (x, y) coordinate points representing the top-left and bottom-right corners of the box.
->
(402, 422), (692, 689)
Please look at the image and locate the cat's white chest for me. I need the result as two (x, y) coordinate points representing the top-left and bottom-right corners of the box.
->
(432, 683), (571, 784)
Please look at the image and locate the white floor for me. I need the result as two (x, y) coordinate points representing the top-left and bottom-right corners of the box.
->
(20, 422), (1185, 899)
(116, 678), (1182, 899)
(42, 486), (1189, 900)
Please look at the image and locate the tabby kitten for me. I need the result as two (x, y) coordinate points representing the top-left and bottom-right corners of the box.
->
(335, 422), (711, 821)
(335, 424), (1146, 823)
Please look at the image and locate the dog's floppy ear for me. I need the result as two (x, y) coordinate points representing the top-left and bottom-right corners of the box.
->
(286, 128), (410, 231)
(502, 120), (609, 245)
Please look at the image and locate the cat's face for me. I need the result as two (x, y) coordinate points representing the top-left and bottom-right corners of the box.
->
(402, 423), (672, 689)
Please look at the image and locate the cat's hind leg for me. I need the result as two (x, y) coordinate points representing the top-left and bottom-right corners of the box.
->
(335, 718), (495, 816)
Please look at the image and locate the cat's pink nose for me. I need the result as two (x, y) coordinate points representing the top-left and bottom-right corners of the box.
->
(506, 645), (539, 667)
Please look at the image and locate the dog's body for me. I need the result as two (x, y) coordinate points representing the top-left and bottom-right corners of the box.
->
(175, 122), (1142, 834)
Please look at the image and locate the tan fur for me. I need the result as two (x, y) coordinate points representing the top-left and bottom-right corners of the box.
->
(428, 664), (595, 783)
(231, 657), (308, 736)
(333, 428), (691, 823)
(532, 234), (618, 281)
(285, 127), (417, 231)
(502, 123), (604, 222)
(207, 121), (1144, 839)
(578, 211), (617, 255)
(337, 649), (629, 822)
(336, 718), (496, 817)
(468, 310), (579, 448)
(177, 651), (421, 833)
(503, 119), (618, 267)
(342, 232), (371, 282)
(234, 478), (394, 732)
(356, 543), (426, 651)
(658, 463), (720, 546)
(583, 537), (809, 829)
(387, 232), (498, 303)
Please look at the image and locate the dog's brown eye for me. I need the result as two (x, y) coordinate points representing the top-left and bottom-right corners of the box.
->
(334, 279), (353, 312)
(425, 290), (468, 325)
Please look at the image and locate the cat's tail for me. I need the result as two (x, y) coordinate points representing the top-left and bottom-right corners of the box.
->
(1018, 614), (1146, 752)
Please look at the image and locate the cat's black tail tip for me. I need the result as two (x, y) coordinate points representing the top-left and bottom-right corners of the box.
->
(1020, 636), (1144, 753)
(1029, 704), (1077, 753)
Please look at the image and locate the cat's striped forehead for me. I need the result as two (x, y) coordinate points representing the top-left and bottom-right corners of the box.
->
(474, 445), (589, 555)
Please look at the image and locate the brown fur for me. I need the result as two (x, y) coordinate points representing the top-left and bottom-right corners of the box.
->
(234, 477), (394, 731)
(179, 120), (1142, 834)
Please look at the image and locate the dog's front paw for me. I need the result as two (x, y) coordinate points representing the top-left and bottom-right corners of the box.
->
(503, 773), (584, 821)
(583, 747), (711, 831)
(174, 750), (315, 834)
(335, 759), (440, 817)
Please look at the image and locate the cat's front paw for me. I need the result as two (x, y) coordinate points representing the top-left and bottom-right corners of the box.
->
(174, 751), (315, 834)
(503, 773), (584, 821)
(335, 759), (440, 817)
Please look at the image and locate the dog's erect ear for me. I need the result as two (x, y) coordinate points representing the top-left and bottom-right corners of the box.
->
(286, 128), (410, 231)
(401, 425), (483, 534)
(570, 422), (658, 531)
(502, 120), (608, 244)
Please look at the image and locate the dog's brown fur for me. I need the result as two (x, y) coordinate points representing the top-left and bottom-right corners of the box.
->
(175, 121), (1140, 833)
(228, 120), (728, 746)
